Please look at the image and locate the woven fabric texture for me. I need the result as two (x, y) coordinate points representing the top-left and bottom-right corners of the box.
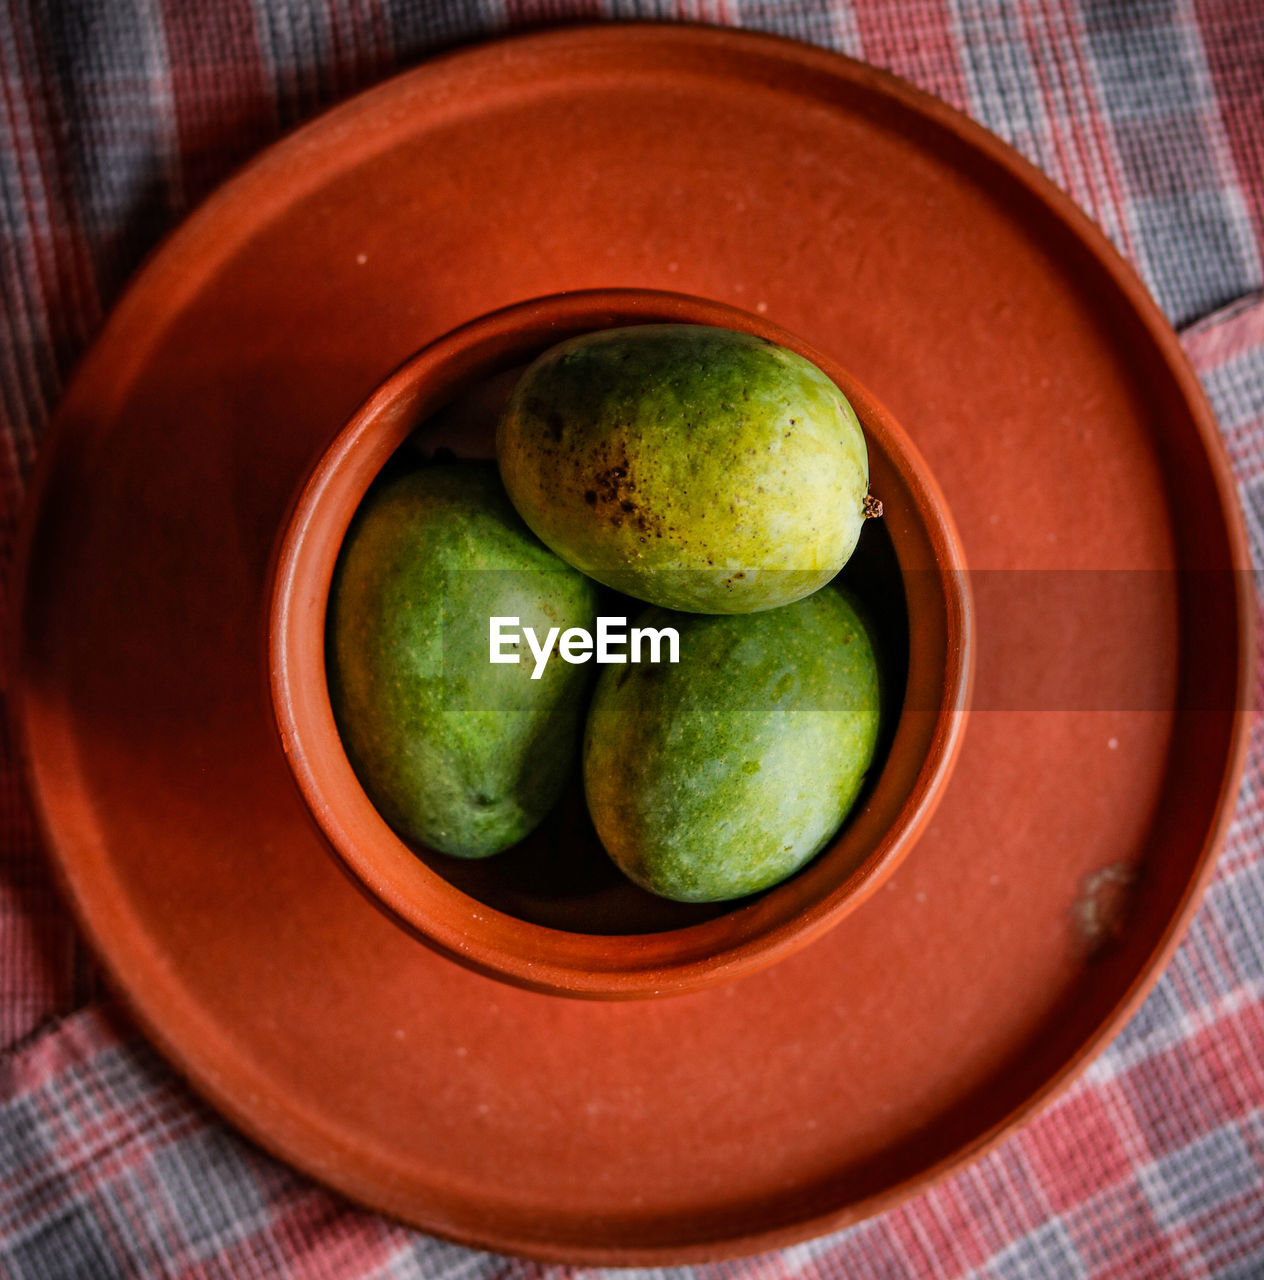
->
(2, 2), (1264, 1277)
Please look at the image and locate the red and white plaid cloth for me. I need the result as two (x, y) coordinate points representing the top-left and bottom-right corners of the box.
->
(2, 2), (1263, 1276)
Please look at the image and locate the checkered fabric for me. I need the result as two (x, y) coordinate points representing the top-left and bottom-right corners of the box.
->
(2, 2), (1263, 1276)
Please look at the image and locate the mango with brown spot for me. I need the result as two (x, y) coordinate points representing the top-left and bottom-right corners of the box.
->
(496, 325), (871, 613)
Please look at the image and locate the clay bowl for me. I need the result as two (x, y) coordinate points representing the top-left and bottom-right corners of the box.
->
(269, 288), (973, 999)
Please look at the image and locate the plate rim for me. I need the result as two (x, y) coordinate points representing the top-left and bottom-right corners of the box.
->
(10, 21), (1256, 1264)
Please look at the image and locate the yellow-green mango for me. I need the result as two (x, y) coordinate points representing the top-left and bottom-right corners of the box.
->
(584, 588), (881, 902)
(328, 461), (598, 857)
(497, 325), (870, 613)
(583, 588), (880, 901)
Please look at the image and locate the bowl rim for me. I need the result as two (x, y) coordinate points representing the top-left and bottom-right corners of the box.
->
(268, 287), (974, 998)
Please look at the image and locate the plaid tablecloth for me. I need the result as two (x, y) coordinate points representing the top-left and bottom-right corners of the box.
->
(3, 2), (1264, 1277)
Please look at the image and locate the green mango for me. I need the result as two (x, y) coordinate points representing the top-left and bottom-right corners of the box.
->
(497, 324), (870, 613)
(328, 461), (599, 858)
(584, 589), (881, 902)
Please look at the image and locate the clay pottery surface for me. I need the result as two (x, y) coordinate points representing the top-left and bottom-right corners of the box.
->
(11, 26), (1252, 1263)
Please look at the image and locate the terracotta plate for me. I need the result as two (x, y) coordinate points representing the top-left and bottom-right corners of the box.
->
(13, 25), (1252, 1263)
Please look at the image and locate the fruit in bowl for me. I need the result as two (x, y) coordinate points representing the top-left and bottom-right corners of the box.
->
(584, 589), (881, 902)
(497, 325), (873, 613)
(328, 322), (883, 899)
(327, 461), (597, 857)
